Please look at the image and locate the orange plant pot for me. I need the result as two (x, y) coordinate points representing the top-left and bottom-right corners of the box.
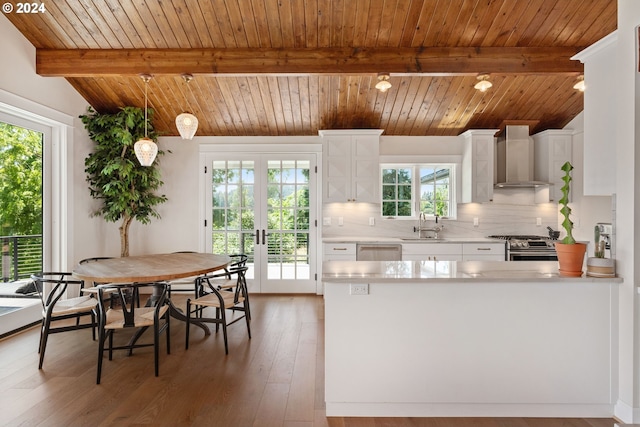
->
(555, 242), (587, 277)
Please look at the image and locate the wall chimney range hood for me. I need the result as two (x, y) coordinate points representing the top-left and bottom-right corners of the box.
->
(495, 125), (551, 188)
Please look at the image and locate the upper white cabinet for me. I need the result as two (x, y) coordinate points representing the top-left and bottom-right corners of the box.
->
(572, 32), (617, 196)
(460, 129), (498, 203)
(533, 130), (573, 202)
(320, 129), (383, 203)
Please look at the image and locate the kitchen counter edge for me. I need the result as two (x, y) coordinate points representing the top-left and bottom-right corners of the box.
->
(322, 260), (622, 283)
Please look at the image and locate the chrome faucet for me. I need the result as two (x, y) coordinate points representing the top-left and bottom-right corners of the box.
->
(413, 212), (444, 239)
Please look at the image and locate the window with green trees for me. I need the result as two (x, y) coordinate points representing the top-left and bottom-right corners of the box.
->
(381, 164), (454, 219)
(0, 121), (43, 280)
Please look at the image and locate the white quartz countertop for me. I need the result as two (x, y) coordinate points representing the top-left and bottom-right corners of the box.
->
(323, 236), (501, 244)
(322, 260), (622, 283)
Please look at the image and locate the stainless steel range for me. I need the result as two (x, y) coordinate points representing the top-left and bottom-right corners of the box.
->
(488, 235), (558, 261)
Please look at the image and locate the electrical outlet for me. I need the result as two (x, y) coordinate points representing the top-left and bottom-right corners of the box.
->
(369, 217), (375, 226)
(323, 217), (331, 226)
(350, 284), (369, 295)
(536, 217), (542, 226)
(473, 217), (479, 227)
(338, 217), (344, 226)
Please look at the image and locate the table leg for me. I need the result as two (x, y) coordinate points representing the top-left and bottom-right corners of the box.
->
(168, 300), (210, 336)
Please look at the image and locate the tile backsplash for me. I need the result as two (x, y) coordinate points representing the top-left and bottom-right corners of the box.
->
(322, 189), (560, 239)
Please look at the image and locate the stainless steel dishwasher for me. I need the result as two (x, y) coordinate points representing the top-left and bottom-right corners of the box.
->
(356, 243), (402, 261)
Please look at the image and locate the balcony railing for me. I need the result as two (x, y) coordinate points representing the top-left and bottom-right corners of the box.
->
(2, 234), (43, 282)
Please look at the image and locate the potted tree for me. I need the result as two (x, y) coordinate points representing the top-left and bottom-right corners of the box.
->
(555, 161), (587, 276)
(80, 106), (167, 257)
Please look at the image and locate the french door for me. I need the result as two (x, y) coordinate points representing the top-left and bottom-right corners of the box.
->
(202, 152), (318, 293)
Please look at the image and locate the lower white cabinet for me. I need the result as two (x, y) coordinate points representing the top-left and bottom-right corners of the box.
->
(402, 243), (463, 261)
(323, 243), (357, 261)
(403, 241), (506, 261)
(462, 242), (507, 261)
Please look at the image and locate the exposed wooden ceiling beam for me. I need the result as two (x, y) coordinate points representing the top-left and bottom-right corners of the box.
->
(36, 47), (583, 77)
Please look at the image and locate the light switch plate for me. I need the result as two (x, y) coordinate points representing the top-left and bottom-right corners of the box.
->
(323, 217), (331, 226)
(369, 217), (375, 226)
(338, 217), (344, 226)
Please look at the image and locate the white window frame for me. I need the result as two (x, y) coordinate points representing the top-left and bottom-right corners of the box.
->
(380, 160), (458, 220)
(0, 89), (74, 271)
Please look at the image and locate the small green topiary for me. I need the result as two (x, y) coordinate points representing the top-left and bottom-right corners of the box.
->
(559, 161), (575, 244)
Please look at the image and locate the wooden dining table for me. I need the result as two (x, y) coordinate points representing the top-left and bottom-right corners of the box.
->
(72, 252), (231, 335)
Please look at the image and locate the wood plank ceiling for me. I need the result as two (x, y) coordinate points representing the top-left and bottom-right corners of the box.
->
(5, 0), (617, 137)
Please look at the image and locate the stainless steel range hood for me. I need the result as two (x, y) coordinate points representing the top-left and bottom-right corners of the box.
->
(495, 125), (551, 188)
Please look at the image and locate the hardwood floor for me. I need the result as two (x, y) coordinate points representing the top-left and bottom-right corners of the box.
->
(0, 294), (619, 427)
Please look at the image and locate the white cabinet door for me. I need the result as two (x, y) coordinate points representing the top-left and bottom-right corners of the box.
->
(460, 129), (499, 203)
(321, 130), (382, 203)
(402, 243), (463, 261)
(462, 242), (506, 261)
(533, 130), (573, 202)
(573, 33), (617, 196)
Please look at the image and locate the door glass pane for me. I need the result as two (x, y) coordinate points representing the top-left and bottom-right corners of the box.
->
(266, 160), (310, 281)
(0, 122), (43, 322)
(211, 160), (255, 279)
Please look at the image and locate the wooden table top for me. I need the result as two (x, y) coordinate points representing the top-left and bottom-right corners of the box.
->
(72, 252), (231, 283)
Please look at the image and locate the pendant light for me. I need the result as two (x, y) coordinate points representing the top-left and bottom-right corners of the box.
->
(474, 74), (492, 92)
(375, 73), (392, 92)
(134, 74), (158, 167)
(175, 73), (199, 139)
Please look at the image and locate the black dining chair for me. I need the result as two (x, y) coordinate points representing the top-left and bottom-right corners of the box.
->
(30, 272), (98, 369)
(95, 282), (170, 384)
(195, 254), (250, 319)
(185, 264), (251, 354)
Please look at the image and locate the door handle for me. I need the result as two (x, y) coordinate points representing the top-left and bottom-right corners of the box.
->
(255, 229), (260, 245)
(262, 229), (270, 245)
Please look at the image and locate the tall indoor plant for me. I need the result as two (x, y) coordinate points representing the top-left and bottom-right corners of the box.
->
(555, 161), (586, 276)
(80, 106), (167, 257)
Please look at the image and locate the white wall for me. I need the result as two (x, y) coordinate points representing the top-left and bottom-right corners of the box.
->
(614, 0), (640, 422)
(0, 14), (91, 269)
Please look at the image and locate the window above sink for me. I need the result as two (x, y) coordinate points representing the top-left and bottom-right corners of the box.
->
(380, 163), (457, 220)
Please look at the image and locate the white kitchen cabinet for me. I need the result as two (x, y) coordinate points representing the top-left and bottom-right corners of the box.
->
(320, 129), (383, 203)
(462, 242), (506, 261)
(323, 243), (357, 261)
(572, 32), (617, 196)
(533, 130), (573, 202)
(402, 242), (463, 261)
(460, 129), (499, 203)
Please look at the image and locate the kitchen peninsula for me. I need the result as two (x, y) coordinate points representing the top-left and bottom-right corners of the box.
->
(323, 260), (621, 418)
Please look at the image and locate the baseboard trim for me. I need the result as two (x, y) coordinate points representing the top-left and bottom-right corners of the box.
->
(325, 402), (614, 418)
(614, 399), (639, 424)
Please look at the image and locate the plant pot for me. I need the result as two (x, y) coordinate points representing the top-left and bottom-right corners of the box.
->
(586, 257), (615, 277)
(554, 242), (587, 277)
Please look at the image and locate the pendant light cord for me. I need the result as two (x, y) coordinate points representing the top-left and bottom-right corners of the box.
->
(144, 77), (148, 138)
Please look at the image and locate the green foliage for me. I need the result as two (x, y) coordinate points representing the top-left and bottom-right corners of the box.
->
(559, 161), (575, 244)
(211, 164), (310, 261)
(79, 107), (167, 255)
(0, 122), (42, 235)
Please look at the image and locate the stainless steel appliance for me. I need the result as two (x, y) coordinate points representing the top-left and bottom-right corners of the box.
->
(356, 243), (402, 261)
(488, 235), (558, 261)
